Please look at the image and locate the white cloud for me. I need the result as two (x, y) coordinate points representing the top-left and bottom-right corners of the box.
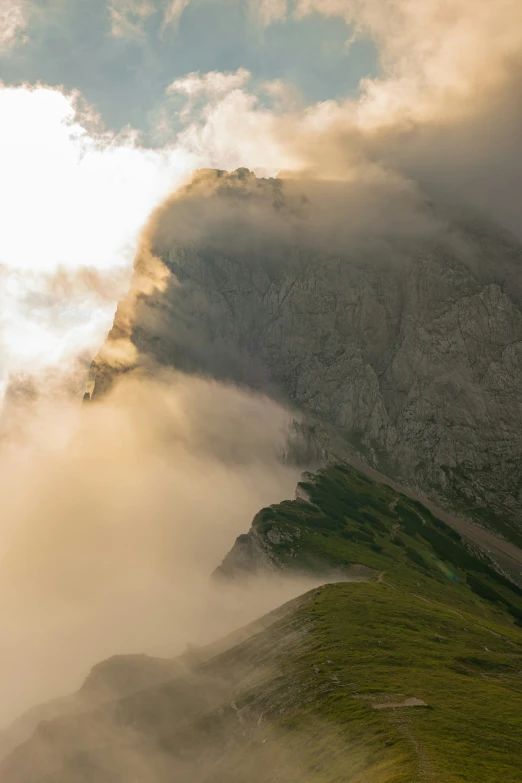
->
(0, 85), (195, 392)
(251, 0), (288, 25)
(0, 0), (28, 49)
(108, 0), (192, 38)
(168, 67), (252, 99)
(108, 0), (156, 38)
(150, 0), (522, 240)
(167, 67), (252, 120)
(174, 87), (301, 172)
(106, 0), (295, 38)
(163, 0), (192, 28)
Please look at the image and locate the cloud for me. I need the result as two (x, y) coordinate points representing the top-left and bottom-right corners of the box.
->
(0, 0), (28, 49)
(168, 86), (301, 173)
(156, 0), (522, 234)
(167, 67), (252, 120)
(0, 368), (304, 728)
(168, 67), (252, 100)
(295, 0), (522, 123)
(251, 0), (288, 26)
(163, 0), (192, 29)
(108, 0), (290, 39)
(108, 0), (192, 38)
(0, 84), (197, 397)
(109, 0), (157, 39)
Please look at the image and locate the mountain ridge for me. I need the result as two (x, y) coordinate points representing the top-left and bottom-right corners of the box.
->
(88, 168), (522, 545)
(23, 167), (520, 781)
(2, 463), (522, 781)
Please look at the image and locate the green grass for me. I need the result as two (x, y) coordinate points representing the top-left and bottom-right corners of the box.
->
(203, 462), (522, 780)
(191, 580), (522, 782)
(251, 463), (522, 630)
(264, 582), (522, 782)
(8, 581), (520, 782)
(3, 463), (522, 782)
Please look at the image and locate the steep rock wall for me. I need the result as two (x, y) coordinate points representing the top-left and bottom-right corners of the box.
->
(90, 169), (522, 540)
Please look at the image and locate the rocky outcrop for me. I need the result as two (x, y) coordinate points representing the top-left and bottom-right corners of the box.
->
(90, 169), (522, 542)
(212, 511), (300, 581)
(213, 518), (283, 579)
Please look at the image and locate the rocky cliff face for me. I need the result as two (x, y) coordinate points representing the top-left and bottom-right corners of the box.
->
(90, 169), (522, 542)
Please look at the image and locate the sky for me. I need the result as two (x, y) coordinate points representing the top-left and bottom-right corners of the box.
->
(0, 0), (377, 137)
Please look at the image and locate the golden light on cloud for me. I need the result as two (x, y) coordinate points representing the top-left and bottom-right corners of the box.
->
(0, 85), (195, 392)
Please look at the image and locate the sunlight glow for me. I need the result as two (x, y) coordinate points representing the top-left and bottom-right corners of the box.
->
(0, 85), (195, 386)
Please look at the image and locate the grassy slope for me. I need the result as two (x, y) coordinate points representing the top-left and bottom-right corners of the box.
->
(2, 464), (521, 782)
(3, 581), (521, 783)
(252, 464), (522, 630)
(213, 582), (522, 783)
(217, 463), (522, 781)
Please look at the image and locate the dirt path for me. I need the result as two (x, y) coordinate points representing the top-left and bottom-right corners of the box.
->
(342, 454), (522, 587)
(377, 571), (397, 590)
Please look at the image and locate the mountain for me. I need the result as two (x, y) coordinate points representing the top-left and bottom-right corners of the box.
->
(89, 168), (522, 545)
(2, 464), (521, 782)
(0, 655), (185, 762)
(16, 167), (520, 781)
(214, 463), (522, 621)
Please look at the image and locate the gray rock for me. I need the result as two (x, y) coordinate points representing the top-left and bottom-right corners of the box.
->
(212, 515), (282, 580)
(90, 169), (522, 541)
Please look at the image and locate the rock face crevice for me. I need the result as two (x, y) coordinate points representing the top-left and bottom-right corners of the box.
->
(90, 169), (522, 541)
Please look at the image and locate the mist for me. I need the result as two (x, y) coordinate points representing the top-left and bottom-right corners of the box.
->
(0, 368), (316, 729)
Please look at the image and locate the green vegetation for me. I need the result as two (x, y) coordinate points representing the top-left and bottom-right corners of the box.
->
(6, 581), (521, 782)
(253, 463), (522, 629)
(209, 460), (522, 781)
(214, 581), (522, 782)
(187, 463), (521, 781)
(3, 464), (521, 782)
